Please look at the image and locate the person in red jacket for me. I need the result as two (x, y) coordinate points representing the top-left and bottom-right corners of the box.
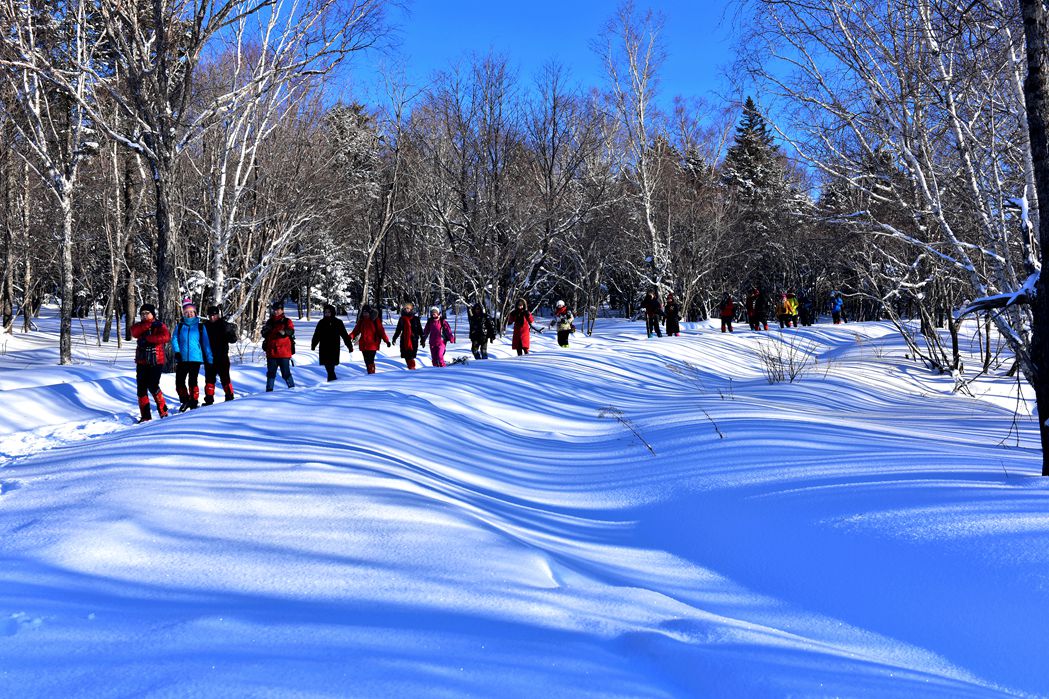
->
(350, 304), (391, 374)
(719, 293), (736, 333)
(391, 303), (424, 369)
(130, 303), (171, 422)
(506, 298), (539, 356)
(261, 302), (296, 392)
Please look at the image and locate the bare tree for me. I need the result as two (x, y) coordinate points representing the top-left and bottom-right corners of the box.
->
(82, 0), (387, 324)
(0, 0), (104, 363)
(600, 1), (671, 294)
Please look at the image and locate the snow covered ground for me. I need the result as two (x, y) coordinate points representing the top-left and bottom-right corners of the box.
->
(1, 309), (1047, 697)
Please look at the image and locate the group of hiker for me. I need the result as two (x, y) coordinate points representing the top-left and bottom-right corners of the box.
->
(724, 287), (848, 332)
(130, 297), (576, 422)
(131, 288), (841, 421)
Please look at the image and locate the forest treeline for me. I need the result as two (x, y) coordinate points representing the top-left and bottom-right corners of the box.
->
(0, 0), (1038, 384)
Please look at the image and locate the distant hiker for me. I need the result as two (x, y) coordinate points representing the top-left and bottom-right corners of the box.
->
(203, 305), (237, 404)
(350, 304), (391, 374)
(776, 293), (795, 329)
(392, 303), (424, 369)
(130, 303), (170, 422)
(718, 293), (736, 333)
(746, 286), (769, 331)
(786, 291), (800, 327)
(311, 304), (353, 381)
(421, 306), (455, 367)
(642, 290), (663, 338)
(798, 292), (815, 326)
(831, 291), (847, 324)
(507, 299), (539, 356)
(664, 294), (681, 336)
(468, 303), (497, 359)
(550, 300), (575, 348)
(262, 302), (296, 391)
(171, 299), (213, 411)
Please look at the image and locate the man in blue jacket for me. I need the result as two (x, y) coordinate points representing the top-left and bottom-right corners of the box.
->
(171, 299), (214, 411)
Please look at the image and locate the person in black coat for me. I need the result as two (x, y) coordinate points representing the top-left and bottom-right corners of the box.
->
(391, 303), (424, 370)
(468, 303), (497, 359)
(311, 304), (353, 381)
(642, 290), (664, 338)
(203, 305), (239, 403)
(664, 294), (681, 336)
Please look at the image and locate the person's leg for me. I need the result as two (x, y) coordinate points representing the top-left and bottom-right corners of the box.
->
(727, 320), (733, 333)
(175, 363), (189, 409)
(363, 350), (376, 374)
(325, 364), (337, 381)
(266, 358), (278, 391)
(480, 339), (489, 359)
(148, 367), (167, 417)
(187, 363), (201, 407)
(280, 357), (295, 387)
(204, 362), (217, 405)
(471, 340), (482, 360)
(136, 366), (152, 421)
(220, 358), (234, 400)
(406, 357), (416, 370)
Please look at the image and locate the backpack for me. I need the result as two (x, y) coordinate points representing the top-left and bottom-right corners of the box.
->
(441, 320), (453, 343)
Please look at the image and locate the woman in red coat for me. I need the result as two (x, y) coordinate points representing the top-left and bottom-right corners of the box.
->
(506, 299), (540, 356)
(130, 303), (171, 422)
(350, 305), (391, 374)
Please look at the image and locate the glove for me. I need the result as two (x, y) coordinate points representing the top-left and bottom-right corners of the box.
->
(175, 352), (182, 362)
(386, 341), (392, 347)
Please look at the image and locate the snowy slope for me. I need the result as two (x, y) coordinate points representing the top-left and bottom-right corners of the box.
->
(1, 312), (1047, 698)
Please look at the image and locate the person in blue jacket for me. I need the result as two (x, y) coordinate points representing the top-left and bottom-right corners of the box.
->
(830, 291), (847, 324)
(171, 299), (214, 411)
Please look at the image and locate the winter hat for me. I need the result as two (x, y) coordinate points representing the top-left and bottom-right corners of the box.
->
(206, 305), (220, 316)
(323, 304), (336, 314)
(429, 306), (440, 315)
(139, 303), (156, 315)
(271, 301), (284, 311)
(555, 300), (565, 308)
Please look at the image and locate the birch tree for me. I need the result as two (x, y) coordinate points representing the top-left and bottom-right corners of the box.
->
(82, 0), (386, 324)
(0, 0), (103, 363)
(601, 1), (671, 294)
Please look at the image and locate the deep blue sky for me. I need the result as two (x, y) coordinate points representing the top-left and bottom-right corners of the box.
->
(342, 1), (742, 110)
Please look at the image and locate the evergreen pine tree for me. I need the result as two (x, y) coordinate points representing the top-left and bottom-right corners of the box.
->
(722, 97), (800, 287)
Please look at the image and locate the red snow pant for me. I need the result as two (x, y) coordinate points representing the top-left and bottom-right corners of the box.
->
(204, 357), (234, 403)
(136, 365), (168, 420)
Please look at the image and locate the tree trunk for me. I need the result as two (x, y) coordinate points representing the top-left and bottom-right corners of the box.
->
(2, 155), (14, 333)
(19, 161), (31, 333)
(153, 166), (180, 333)
(59, 197), (74, 365)
(1021, 0), (1049, 476)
